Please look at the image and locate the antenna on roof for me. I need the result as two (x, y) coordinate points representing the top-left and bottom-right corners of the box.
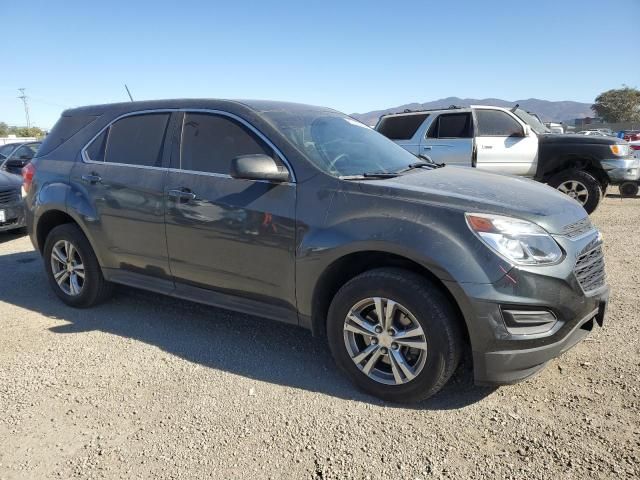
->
(124, 84), (134, 102)
(511, 103), (519, 113)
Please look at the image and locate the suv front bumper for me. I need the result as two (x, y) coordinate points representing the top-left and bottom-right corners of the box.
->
(444, 229), (609, 385)
(601, 157), (640, 183)
(0, 199), (26, 232)
(472, 289), (607, 384)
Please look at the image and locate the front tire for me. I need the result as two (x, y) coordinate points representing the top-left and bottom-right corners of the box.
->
(548, 169), (602, 214)
(327, 268), (464, 403)
(43, 224), (113, 308)
(619, 182), (639, 198)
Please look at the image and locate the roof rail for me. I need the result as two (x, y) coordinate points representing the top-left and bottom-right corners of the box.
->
(383, 105), (466, 117)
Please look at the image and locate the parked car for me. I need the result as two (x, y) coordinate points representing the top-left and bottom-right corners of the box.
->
(623, 130), (640, 142)
(375, 105), (639, 213)
(25, 99), (609, 402)
(0, 168), (26, 232)
(544, 122), (564, 134)
(0, 141), (41, 175)
(577, 130), (608, 136)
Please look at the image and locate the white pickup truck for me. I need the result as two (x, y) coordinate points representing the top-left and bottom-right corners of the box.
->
(375, 105), (640, 213)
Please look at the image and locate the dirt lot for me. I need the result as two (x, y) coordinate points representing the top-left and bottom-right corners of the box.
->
(0, 194), (639, 480)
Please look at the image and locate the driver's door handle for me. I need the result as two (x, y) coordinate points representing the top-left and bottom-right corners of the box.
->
(422, 146), (432, 150)
(81, 173), (102, 184)
(168, 188), (197, 203)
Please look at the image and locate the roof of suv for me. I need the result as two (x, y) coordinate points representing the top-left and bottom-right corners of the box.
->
(379, 104), (515, 120)
(61, 99), (332, 117)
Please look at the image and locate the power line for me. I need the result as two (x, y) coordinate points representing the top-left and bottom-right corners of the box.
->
(17, 88), (30, 129)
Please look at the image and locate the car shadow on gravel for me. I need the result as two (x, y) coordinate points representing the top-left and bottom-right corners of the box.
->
(0, 229), (27, 244)
(0, 249), (496, 410)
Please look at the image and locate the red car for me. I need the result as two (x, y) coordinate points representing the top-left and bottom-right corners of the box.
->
(623, 130), (640, 142)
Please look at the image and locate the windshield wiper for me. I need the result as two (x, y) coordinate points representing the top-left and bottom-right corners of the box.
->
(340, 171), (400, 180)
(398, 155), (445, 173)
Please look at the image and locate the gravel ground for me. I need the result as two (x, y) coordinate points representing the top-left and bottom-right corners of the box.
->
(0, 194), (639, 480)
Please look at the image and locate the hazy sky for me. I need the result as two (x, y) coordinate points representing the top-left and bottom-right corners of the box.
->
(2, 0), (639, 128)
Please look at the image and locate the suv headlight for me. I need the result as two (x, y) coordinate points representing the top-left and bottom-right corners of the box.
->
(465, 213), (563, 265)
(610, 144), (630, 157)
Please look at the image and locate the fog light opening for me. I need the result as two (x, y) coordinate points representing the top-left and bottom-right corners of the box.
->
(501, 309), (558, 336)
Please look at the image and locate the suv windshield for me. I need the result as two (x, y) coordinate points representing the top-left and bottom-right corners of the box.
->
(513, 108), (550, 134)
(259, 108), (419, 177)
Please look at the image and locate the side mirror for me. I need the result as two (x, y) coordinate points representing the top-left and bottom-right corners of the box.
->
(230, 154), (290, 183)
(523, 125), (531, 136)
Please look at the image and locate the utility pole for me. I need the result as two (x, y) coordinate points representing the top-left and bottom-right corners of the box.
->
(17, 88), (31, 129)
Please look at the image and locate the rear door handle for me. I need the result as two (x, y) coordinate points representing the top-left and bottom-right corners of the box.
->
(168, 188), (197, 203)
(422, 146), (432, 150)
(81, 174), (102, 184)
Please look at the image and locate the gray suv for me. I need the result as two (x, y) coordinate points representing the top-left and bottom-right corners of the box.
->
(25, 100), (609, 402)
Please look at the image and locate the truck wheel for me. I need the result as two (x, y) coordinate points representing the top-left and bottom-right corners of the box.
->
(619, 182), (639, 198)
(326, 268), (464, 403)
(548, 170), (602, 214)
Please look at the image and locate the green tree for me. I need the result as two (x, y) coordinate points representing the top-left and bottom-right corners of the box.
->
(592, 86), (640, 122)
(7, 126), (46, 138)
(0, 122), (8, 136)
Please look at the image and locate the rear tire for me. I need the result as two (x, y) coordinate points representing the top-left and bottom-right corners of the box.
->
(548, 169), (602, 214)
(43, 224), (113, 308)
(619, 182), (639, 198)
(327, 268), (464, 403)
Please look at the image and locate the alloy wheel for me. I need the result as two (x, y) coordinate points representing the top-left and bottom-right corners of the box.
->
(343, 297), (428, 385)
(50, 240), (85, 296)
(557, 180), (589, 205)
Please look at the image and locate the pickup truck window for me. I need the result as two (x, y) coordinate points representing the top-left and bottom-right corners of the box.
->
(376, 114), (429, 140)
(475, 110), (523, 137)
(427, 113), (472, 139)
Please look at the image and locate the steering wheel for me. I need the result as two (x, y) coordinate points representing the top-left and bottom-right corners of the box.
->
(328, 153), (351, 173)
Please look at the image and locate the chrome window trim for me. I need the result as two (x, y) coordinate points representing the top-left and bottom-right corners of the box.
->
(80, 107), (296, 182)
(81, 109), (177, 168)
(165, 167), (294, 186)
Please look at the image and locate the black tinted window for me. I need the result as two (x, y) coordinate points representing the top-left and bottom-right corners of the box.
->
(476, 110), (523, 136)
(85, 129), (108, 162)
(376, 114), (428, 140)
(104, 113), (170, 167)
(429, 113), (472, 138)
(36, 114), (99, 157)
(180, 113), (271, 174)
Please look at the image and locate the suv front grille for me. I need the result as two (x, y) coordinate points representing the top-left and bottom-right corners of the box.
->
(574, 242), (606, 294)
(0, 188), (20, 205)
(561, 217), (594, 238)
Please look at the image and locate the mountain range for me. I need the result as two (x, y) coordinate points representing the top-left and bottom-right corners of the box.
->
(350, 97), (595, 126)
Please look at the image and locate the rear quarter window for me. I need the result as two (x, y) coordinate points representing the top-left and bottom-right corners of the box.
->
(376, 114), (429, 140)
(36, 114), (101, 157)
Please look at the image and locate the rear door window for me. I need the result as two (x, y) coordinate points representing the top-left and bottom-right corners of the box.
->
(427, 113), (472, 138)
(475, 110), (523, 137)
(179, 113), (272, 174)
(376, 114), (429, 140)
(85, 129), (108, 162)
(86, 113), (171, 167)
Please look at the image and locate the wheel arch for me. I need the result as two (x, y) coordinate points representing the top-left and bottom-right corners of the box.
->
(543, 155), (608, 187)
(35, 208), (104, 266)
(309, 250), (470, 346)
